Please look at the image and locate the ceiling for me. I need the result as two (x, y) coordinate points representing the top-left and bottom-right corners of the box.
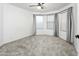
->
(11, 3), (71, 13)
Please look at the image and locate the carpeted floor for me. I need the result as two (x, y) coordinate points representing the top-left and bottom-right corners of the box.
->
(0, 35), (77, 56)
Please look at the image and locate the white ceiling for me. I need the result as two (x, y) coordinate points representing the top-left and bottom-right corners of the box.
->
(11, 3), (71, 13)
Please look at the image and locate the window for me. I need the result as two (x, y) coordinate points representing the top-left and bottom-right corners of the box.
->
(35, 15), (55, 35)
(36, 16), (44, 30)
(47, 15), (54, 30)
(60, 12), (67, 32)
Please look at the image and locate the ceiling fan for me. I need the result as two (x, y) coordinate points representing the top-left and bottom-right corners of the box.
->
(29, 3), (45, 9)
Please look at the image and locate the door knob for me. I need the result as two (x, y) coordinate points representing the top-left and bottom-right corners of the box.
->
(75, 35), (79, 39)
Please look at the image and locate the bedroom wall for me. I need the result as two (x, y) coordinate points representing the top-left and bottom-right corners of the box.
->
(76, 3), (79, 55)
(1, 4), (33, 45)
(0, 4), (3, 46)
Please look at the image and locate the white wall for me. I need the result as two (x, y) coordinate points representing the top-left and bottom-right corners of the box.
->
(0, 4), (3, 46)
(0, 4), (33, 45)
(76, 4), (79, 55)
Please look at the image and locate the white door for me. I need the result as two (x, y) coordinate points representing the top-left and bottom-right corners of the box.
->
(58, 11), (67, 40)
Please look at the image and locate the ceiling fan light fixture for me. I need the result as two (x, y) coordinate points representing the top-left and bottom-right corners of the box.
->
(37, 6), (41, 10)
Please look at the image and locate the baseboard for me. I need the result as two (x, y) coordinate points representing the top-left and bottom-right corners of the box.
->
(77, 48), (79, 56)
(0, 42), (4, 47)
(0, 33), (33, 47)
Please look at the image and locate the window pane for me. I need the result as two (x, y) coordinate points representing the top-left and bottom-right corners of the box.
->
(36, 16), (44, 30)
(47, 15), (54, 30)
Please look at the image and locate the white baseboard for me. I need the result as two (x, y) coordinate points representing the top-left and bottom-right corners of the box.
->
(77, 48), (79, 56)
(0, 33), (33, 47)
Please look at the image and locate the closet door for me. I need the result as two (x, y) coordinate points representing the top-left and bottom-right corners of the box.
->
(58, 11), (67, 40)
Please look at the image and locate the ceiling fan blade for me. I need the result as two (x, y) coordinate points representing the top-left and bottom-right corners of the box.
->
(38, 3), (41, 6)
(42, 3), (45, 4)
(29, 3), (46, 9)
(29, 5), (38, 7)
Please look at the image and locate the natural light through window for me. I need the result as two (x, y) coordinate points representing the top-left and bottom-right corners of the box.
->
(36, 16), (44, 30)
(47, 15), (54, 30)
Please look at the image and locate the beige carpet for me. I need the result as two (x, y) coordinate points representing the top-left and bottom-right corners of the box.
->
(0, 35), (77, 56)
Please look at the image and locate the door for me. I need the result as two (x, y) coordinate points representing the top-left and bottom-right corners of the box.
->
(58, 11), (67, 40)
